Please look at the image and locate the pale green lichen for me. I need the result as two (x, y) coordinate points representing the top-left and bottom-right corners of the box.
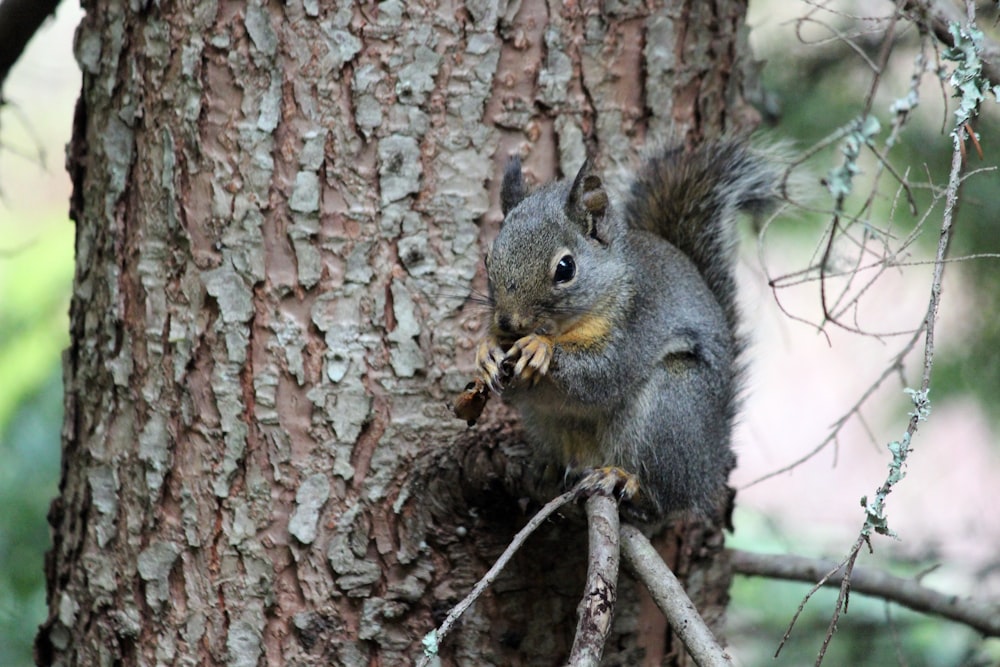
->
(229, 501), (257, 544)
(244, 0), (277, 57)
(57, 592), (79, 628)
(860, 388), (929, 539)
(257, 73), (282, 132)
(138, 412), (170, 494)
(290, 171), (321, 213)
(203, 264), (254, 324)
(252, 369), (279, 424)
(288, 473), (331, 544)
(388, 280), (426, 377)
(328, 518), (382, 592)
(942, 22), (1000, 135)
(226, 617), (263, 667)
(378, 135), (422, 204)
(353, 64), (385, 139)
(213, 358), (250, 497)
(827, 115), (881, 201)
(325, 351), (350, 383)
(137, 541), (182, 608)
(299, 131), (326, 169)
(87, 465), (119, 547)
(422, 629), (439, 656)
(538, 27), (572, 106)
(328, 389), (373, 443)
(272, 313), (307, 384)
(321, 25), (362, 72)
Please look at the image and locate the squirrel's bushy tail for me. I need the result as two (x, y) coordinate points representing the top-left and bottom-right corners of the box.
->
(626, 139), (784, 331)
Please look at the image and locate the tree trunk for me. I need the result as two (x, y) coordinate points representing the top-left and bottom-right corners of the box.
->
(36, 1), (761, 665)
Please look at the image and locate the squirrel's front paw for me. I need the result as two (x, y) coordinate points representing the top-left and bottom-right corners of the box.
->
(476, 337), (508, 393)
(576, 466), (641, 502)
(506, 334), (553, 385)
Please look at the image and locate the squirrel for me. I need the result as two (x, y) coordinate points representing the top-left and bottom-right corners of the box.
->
(474, 139), (784, 524)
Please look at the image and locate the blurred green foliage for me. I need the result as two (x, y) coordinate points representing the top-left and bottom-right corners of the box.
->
(0, 3), (996, 667)
(728, 4), (1000, 663)
(728, 510), (1000, 666)
(755, 6), (1000, 420)
(0, 218), (72, 666)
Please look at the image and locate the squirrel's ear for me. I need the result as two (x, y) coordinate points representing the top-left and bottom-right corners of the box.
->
(500, 155), (527, 216)
(566, 158), (609, 242)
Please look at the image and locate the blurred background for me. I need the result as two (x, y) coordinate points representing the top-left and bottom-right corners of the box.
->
(0, 3), (80, 665)
(731, 1), (1000, 665)
(0, 2), (998, 666)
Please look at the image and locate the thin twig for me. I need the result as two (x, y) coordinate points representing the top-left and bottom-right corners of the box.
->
(416, 486), (579, 666)
(741, 326), (918, 490)
(730, 548), (1000, 637)
(567, 494), (620, 667)
(807, 53), (972, 667)
(769, 546), (857, 658)
(620, 524), (735, 667)
(768, 247), (1000, 287)
(815, 537), (865, 666)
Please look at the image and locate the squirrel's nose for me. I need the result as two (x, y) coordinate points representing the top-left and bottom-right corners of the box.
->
(497, 314), (514, 334)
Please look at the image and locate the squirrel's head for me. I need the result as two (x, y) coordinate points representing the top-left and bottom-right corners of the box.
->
(485, 156), (629, 342)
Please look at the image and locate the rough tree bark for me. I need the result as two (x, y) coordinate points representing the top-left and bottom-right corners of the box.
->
(36, 0), (762, 665)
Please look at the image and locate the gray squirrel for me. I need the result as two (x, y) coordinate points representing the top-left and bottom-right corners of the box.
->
(476, 139), (784, 523)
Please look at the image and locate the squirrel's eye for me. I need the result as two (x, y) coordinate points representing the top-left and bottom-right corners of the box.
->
(553, 254), (576, 284)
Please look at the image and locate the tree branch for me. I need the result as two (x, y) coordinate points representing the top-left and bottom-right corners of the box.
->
(730, 549), (1000, 637)
(0, 0), (62, 97)
(417, 487), (579, 667)
(620, 524), (735, 667)
(902, 0), (1000, 88)
(567, 494), (620, 667)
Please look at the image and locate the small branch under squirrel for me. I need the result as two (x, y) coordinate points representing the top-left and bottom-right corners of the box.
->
(567, 494), (620, 667)
(417, 486), (579, 667)
(620, 525), (736, 667)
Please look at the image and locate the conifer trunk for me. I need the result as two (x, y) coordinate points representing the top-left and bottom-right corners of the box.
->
(37, 1), (760, 664)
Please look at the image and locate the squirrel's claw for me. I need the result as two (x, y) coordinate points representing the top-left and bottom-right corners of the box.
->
(507, 334), (553, 385)
(474, 333), (551, 394)
(476, 337), (507, 393)
(577, 466), (641, 502)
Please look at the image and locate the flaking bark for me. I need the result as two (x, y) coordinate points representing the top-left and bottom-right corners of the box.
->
(38, 1), (760, 664)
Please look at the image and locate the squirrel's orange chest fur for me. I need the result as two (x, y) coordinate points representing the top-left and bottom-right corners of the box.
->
(554, 312), (613, 350)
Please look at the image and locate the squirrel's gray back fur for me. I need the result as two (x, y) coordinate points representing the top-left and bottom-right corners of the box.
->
(626, 140), (783, 334)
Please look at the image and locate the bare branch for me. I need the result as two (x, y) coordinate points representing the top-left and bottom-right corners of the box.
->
(767, 542), (861, 659)
(567, 494), (620, 667)
(730, 549), (1000, 637)
(0, 0), (62, 96)
(740, 326), (918, 490)
(815, 537), (866, 666)
(417, 487), (579, 666)
(806, 75), (975, 667)
(620, 524), (735, 667)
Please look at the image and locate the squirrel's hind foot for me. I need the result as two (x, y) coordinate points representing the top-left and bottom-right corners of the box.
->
(576, 466), (640, 503)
